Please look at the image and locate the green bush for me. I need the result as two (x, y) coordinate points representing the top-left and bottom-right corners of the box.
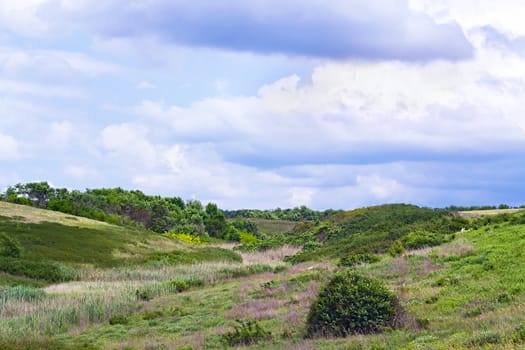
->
(221, 319), (272, 346)
(513, 324), (525, 343)
(306, 270), (399, 337)
(388, 240), (405, 257)
(0, 257), (77, 282)
(401, 229), (451, 250)
(0, 233), (22, 258)
(339, 254), (381, 267)
(108, 315), (129, 325)
(167, 279), (190, 292)
(464, 331), (501, 346)
(135, 289), (152, 301)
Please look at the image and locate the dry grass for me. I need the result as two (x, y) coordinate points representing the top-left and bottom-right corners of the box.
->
(0, 201), (108, 227)
(405, 238), (474, 258)
(240, 245), (301, 265)
(459, 208), (523, 218)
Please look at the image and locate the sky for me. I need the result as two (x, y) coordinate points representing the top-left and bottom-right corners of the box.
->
(1, 0), (525, 210)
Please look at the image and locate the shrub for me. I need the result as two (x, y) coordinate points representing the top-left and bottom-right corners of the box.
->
(514, 324), (525, 343)
(0, 233), (22, 258)
(221, 319), (272, 346)
(401, 229), (444, 249)
(240, 231), (258, 244)
(306, 270), (399, 337)
(135, 289), (152, 301)
(108, 315), (129, 325)
(464, 331), (501, 346)
(163, 233), (205, 245)
(388, 240), (405, 257)
(0, 257), (77, 282)
(167, 279), (189, 292)
(339, 254), (381, 267)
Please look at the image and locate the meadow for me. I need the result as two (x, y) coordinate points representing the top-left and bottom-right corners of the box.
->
(1, 202), (525, 349)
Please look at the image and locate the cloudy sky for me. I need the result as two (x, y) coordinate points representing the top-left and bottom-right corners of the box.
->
(1, 0), (525, 209)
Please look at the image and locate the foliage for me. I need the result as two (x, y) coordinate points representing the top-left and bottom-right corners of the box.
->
(0, 257), (77, 282)
(3, 183), (237, 238)
(163, 233), (205, 245)
(223, 206), (341, 222)
(0, 233), (22, 258)
(148, 247), (242, 265)
(288, 204), (470, 263)
(339, 254), (381, 267)
(401, 229), (449, 249)
(221, 319), (272, 346)
(167, 279), (189, 292)
(240, 231), (258, 244)
(204, 203), (228, 238)
(388, 240), (405, 257)
(135, 289), (152, 301)
(108, 314), (129, 325)
(231, 219), (258, 235)
(306, 270), (399, 337)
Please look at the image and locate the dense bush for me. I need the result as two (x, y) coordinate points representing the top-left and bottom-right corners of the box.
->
(339, 254), (381, 267)
(401, 229), (447, 249)
(167, 279), (189, 292)
(108, 315), (129, 325)
(0, 233), (22, 258)
(388, 240), (405, 257)
(221, 319), (272, 346)
(306, 271), (399, 337)
(0, 257), (77, 282)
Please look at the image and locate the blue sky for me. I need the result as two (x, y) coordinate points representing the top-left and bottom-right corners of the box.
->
(1, 0), (525, 209)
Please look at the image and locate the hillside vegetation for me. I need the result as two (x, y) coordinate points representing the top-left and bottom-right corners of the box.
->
(1, 193), (525, 349)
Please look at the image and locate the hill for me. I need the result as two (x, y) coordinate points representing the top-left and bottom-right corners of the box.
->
(0, 202), (243, 287)
(1, 202), (525, 349)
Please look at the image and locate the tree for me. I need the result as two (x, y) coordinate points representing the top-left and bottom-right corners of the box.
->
(24, 182), (53, 208)
(204, 202), (228, 238)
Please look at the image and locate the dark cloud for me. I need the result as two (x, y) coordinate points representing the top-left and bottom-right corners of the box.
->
(72, 0), (473, 61)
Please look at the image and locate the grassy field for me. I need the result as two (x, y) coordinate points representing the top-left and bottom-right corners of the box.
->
(1, 202), (525, 349)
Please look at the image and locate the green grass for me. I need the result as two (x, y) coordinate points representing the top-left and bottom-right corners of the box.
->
(2, 201), (525, 349)
(50, 216), (525, 349)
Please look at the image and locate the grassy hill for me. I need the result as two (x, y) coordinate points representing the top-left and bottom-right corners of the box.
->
(0, 202), (243, 288)
(0, 201), (181, 267)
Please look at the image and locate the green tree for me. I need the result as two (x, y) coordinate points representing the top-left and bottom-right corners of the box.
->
(204, 203), (228, 238)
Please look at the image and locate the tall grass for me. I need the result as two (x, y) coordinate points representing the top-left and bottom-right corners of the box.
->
(0, 261), (283, 339)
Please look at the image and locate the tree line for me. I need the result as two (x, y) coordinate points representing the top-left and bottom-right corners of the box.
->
(2, 182), (240, 239)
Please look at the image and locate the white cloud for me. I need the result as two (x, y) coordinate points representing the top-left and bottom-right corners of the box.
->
(289, 187), (315, 207)
(100, 123), (158, 169)
(0, 46), (119, 78)
(410, 0), (525, 38)
(0, 133), (20, 159)
(136, 81), (155, 89)
(65, 165), (100, 180)
(0, 79), (85, 99)
(0, 0), (53, 37)
(47, 121), (74, 148)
